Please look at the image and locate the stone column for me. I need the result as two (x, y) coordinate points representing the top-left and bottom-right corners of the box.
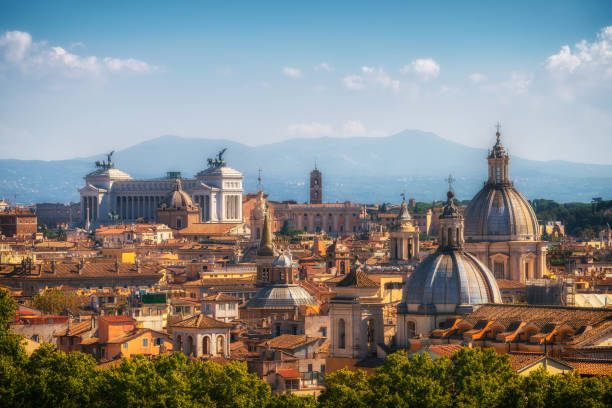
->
(195, 334), (203, 358)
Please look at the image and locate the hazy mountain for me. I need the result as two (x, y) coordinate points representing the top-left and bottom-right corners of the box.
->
(1, 130), (611, 205)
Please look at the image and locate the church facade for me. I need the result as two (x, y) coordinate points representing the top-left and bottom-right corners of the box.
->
(78, 151), (243, 228)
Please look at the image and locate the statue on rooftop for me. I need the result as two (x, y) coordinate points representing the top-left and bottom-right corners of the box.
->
(95, 151), (115, 169)
(207, 148), (227, 168)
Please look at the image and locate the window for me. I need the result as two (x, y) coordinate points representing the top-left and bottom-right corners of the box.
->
(228, 303), (235, 310)
(321, 327), (327, 337)
(142, 338), (148, 347)
(494, 262), (505, 279)
(155, 337), (162, 346)
(206, 304), (211, 312)
(407, 321), (416, 338)
(123, 342), (129, 349)
(176, 219), (182, 229)
(338, 319), (346, 349)
(308, 364), (313, 372)
(219, 303), (226, 310)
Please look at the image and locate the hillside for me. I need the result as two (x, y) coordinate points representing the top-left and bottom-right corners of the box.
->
(1, 130), (611, 204)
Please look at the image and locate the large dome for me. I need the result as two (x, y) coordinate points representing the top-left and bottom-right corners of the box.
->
(464, 128), (539, 242)
(400, 250), (502, 313)
(464, 184), (539, 242)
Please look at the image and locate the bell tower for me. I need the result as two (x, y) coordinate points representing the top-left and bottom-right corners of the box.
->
(309, 163), (322, 204)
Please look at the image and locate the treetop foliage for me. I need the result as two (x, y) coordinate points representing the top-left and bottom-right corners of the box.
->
(1, 289), (611, 407)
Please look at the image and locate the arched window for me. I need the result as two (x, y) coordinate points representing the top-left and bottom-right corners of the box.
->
(407, 321), (416, 338)
(314, 179), (318, 185)
(338, 319), (346, 349)
(314, 191), (318, 199)
(176, 218), (182, 229)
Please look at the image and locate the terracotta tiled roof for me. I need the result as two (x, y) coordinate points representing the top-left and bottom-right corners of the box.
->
(17, 262), (160, 279)
(563, 358), (612, 375)
(496, 279), (526, 289)
(276, 368), (301, 379)
(54, 320), (92, 337)
(175, 223), (239, 236)
(507, 352), (547, 371)
(427, 345), (464, 357)
(100, 315), (135, 323)
(336, 269), (379, 288)
(107, 328), (169, 344)
(201, 293), (240, 302)
(171, 314), (233, 329)
(260, 334), (319, 350)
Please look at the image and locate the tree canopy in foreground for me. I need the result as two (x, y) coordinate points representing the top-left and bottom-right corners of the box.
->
(1, 289), (611, 407)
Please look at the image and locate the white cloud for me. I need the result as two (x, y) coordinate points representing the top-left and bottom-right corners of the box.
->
(401, 58), (440, 80)
(0, 30), (157, 78)
(314, 62), (333, 72)
(343, 120), (366, 137)
(343, 66), (400, 92)
(282, 66), (302, 79)
(469, 73), (487, 84)
(546, 26), (612, 76)
(343, 74), (365, 90)
(482, 71), (532, 97)
(288, 121), (332, 136)
(0, 30), (32, 62)
(104, 57), (154, 73)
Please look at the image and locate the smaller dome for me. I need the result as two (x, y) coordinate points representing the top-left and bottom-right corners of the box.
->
(165, 179), (194, 209)
(272, 251), (293, 267)
(400, 251), (501, 313)
(243, 284), (318, 309)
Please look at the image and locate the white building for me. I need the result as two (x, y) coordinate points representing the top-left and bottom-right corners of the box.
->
(79, 151), (243, 228)
(201, 293), (240, 323)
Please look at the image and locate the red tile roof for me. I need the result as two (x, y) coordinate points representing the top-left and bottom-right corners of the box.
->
(170, 314), (233, 329)
(276, 368), (301, 379)
(100, 316), (135, 323)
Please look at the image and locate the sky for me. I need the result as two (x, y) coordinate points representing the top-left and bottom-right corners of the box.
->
(1, 1), (611, 163)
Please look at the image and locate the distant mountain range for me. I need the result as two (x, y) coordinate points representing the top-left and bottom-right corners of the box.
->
(1, 130), (611, 205)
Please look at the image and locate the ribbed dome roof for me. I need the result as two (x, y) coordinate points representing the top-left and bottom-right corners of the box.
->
(243, 284), (317, 309)
(165, 179), (194, 209)
(401, 251), (501, 312)
(272, 252), (293, 267)
(464, 184), (539, 241)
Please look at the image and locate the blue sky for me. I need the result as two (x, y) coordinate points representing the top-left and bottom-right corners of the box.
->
(1, 1), (611, 163)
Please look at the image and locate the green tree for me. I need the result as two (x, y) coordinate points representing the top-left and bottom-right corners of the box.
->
(267, 394), (317, 408)
(368, 351), (451, 408)
(97, 353), (196, 408)
(187, 360), (271, 408)
(25, 343), (100, 408)
(0, 289), (27, 407)
(449, 348), (519, 408)
(32, 288), (80, 315)
(318, 368), (371, 408)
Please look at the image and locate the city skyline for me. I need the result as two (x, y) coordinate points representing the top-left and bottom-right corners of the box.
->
(1, 1), (611, 163)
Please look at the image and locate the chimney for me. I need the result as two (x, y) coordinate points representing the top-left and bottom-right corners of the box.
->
(76, 259), (83, 274)
(115, 259), (119, 273)
(51, 260), (56, 274)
